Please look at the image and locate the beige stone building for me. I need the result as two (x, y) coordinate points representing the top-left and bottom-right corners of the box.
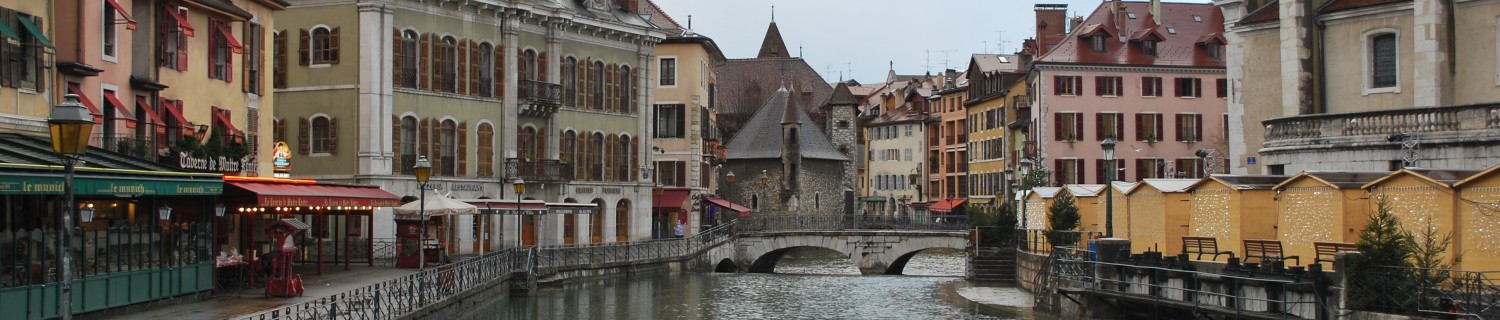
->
(651, 22), (726, 237)
(1218, 0), (1500, 174)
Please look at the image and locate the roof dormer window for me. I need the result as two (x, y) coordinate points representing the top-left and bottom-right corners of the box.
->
(1090, 36), (1106, 52)
(1142, 40), (1157, 56)
(1205, 43), (1221, 59)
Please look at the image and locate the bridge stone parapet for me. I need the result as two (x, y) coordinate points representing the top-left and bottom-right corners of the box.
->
(711, 230), (970, 275)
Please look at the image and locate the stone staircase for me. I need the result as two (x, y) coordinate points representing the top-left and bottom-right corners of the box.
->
(970, 246), (1017, 285)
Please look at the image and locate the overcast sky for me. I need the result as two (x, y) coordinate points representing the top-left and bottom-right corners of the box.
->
(650, 0), (1215, 84)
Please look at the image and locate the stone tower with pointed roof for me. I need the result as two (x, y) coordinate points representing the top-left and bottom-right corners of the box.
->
(716, 20), (831, 144)
(827, 83), (859, 194)
(722, 88), (850, 215)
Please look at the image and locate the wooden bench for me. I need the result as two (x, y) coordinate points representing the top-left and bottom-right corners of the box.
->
(1313, 241), (1357, 265)
(1181, 236), (1234, 261)
(1243, 239), (1300, 265)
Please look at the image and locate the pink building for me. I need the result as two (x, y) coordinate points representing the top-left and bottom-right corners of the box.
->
(1025, 1), (1228, 185)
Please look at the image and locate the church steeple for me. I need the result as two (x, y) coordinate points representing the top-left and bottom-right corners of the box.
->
(757, 21), (791, 59)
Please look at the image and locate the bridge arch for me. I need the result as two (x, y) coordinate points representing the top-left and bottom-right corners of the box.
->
(734, 230), (969, 275)
(745, 246), (852, 274)
(713, 258), (738, 273)
(884, 247), (965, 275)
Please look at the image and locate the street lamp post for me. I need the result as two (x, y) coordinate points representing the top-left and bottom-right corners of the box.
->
(1018, 158), (1032, 230)
(513, 178), (524, 246)
(413, 156), (431, 269)
(49, 94), (94, 320)
(1102, 138), (1116, 238)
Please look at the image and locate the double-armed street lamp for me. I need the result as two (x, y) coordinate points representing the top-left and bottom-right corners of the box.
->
(49, 94), (94, 320)
(413, 156), (432, 269)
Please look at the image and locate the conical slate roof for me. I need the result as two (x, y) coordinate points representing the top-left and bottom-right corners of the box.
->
(757, 22), (790, 58)
(827, 82), (857, 106)
(726, 89), (849, 161)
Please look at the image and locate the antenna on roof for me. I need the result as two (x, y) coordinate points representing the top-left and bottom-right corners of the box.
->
(924, 49), (931, 74)
(938, 49), (956, 70)
(771, 4), (775, 22)
(982, 41), (988, 54)
(798, 45), (803, 58)
(687, 15), (692, 29)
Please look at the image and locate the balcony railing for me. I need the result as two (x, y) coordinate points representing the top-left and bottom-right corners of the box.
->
(1264, 103), (1500, 143)
(92, 134), (162, 162)
(505, 158), (574, 182)
(519, 80), (561, 106)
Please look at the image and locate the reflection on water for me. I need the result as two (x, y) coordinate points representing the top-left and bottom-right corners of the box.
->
(464, 249), (1030, 319)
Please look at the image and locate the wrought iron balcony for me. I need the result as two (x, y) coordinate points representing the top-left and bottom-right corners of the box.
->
(1263, 103), (1500, 146)
(519, 80), (561, 106)
(505, 158), (574, 182)
(92, 133), (163, 162)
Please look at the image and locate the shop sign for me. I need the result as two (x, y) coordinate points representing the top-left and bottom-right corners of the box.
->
(272, 141), (292, 174)
(0, 176), (222, 196)
(179, 152), (249, 172)
(451, 183), (483, 191)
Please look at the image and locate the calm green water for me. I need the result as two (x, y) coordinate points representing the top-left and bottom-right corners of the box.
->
(463, 248), (1033, 319)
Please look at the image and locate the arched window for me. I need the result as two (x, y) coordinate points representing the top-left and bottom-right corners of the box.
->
(519, 126), (537, 161)
(478, 123), (494, 177)
(439, 36), (457, 92)
(1366, 31), (1399, 90)
(561, 130), (577, 177)
(620, 66), (633, 114)
(615, 199), (631, 242)
(617, 135), (632, 181)
(311, 116), (333, 153)
(521, 50), (537, 81)
(590, 132), (605, 180)
(310, 26), (339, 64)
(400, 116), (417, 173)
(478, 43), (495, 97)
(563, 57), (577, 106)
(440, 120), (457, 176)
(398, 30), (418, 88)
(592, 61), (605, 109)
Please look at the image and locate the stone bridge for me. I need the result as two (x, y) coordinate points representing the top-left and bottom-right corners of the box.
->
(696, 230), (971, 275)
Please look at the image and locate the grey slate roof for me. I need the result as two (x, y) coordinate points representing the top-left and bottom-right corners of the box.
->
(726, 89), (850, 161)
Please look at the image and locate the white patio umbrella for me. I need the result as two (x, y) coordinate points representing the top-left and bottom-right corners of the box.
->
(394, 191), (479, 216)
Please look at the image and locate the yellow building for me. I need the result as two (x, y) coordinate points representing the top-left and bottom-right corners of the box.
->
(1272, 171), (1385, 264)
(1454, 164), (1500, 270)
(1183, 175), (1287, 261)
(0, 0), (59, 134)
(1126, 179), (1198, 254)
(1362, 168), (1480, 268)
(652, 28), (726, 236)
(962, 54), (1025, 206)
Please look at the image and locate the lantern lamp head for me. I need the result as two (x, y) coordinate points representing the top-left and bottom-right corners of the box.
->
(48, 94), (95, 156)
(157, 205), (173, 221)
(413, 156), (432, 183)
(512, 178), (525, 194)
(79, 203), (95, 223)
(215, 203), (227, 217)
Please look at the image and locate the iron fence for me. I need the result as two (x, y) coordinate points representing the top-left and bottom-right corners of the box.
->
(532, 222), (734, 270)
(736, 214), (969, 232)
(1054, 250), (1329, 319)
(1018, 229), (1103, 254)
(1347, 266), (1500, 319)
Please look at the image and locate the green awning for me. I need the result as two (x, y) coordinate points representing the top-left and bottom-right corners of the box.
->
(0, 169), (221, 196)
(16, 16), (52, 49)
(0, 20), (20, 45)
(860, 196), (888, 202)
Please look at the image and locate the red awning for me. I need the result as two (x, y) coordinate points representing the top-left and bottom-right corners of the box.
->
(66, 83), (102, 116)
(213, 109), (239, 133)
(164, 6), (194, 37)
(930, 199), (967, 213)
(226, 180), (401, 208)
(213, 22), (243, 53)
(160, 98), (191, 127)
(652, 188), (691, 210)
(105, 0), (136, 30)
(134, 96), (165, 124)
(705, 198), (753, 218)
(101, 92), (135, 118)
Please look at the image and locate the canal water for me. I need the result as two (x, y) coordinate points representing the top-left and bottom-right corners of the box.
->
(463, 248), (1038, 319)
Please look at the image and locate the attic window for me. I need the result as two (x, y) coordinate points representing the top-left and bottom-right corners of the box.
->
(1193, 14), (1202, 22)
(1127, 12), (1136, 19)
(1166, 26), (1177, 34)
(1090, 36), (1106, 52)
(1205, 43), (1221, 59)
(999, 56), (1009, 63)
(1142, 40), (1157, 56)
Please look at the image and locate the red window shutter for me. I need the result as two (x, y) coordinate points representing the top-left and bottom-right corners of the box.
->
(1074, 76), (1084, 96)
(1054, 159), (1064, 186)
(1053, 113), (1065, 141)
(1134, 113), (1145, 141)
(298, 29), (309, 66)
(1175, 114), (1185, 142)
(1114, 77), (1123, 96)
(458, 121), (468, 176)
(1094, 77), (1104, 96)
(392, 28), (403, 88)
(1094, 113), (1105, 141)
(1074, 113), (1085, 141)
(1194, 78), (1203, 97)
(329, 27), (340, 64)
(1195, 115), (1204, 141)
(392, 115), (402, 170)
(226, 28), (235, 82)
(1095, 159), (1105, 184)
(1053, 76), (1063, 95)
(419, 33), (430, 90)
(328, 117), (338, 154)
(1155, 115), (1164, 142)
(1114, 114), (1125, 140)
(1141, 77), (1150, 96)
(538, 51), (549, 82)
(1136, 159), (1146, 181)
(297, 117), (309, 155)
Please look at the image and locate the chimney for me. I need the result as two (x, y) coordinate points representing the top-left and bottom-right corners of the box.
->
(619, 0), (640, 13)
(1070, 16), (1084, 31)
(1034, 4), (1068, 56)
(1151, 0), (1163, 25)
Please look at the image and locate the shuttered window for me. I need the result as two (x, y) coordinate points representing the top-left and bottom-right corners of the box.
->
(310, 26), (338, 64)
(1141, 76), (1162, 97)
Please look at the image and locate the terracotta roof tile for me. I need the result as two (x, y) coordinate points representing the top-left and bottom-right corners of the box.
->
(1036, 1), (1226, 68)
(1239, 1), (1280, 25)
